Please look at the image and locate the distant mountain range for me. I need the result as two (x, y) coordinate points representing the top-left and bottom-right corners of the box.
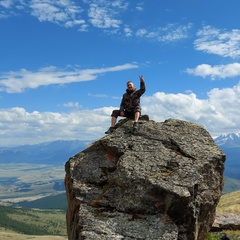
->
(0, 134), (239, 173)
(0, 140), (91, 165)
(214, 133), (240, 147)
(214, 133), (240, 180)
(0, 134), (239, 195)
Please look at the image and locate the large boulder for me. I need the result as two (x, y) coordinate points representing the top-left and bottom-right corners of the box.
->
(65, 118), (225, 240)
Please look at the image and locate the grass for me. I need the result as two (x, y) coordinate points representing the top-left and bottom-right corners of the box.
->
(0, 205), (67, 236)
(16, 192), (67, 210)
(206, 231), (240, 240)
(216, 190), (240, 214)
(0, 229), (67, 240)
(206, 190), (240, 239)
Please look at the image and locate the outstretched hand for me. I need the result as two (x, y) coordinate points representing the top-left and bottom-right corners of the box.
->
(139, 75), (144, 82)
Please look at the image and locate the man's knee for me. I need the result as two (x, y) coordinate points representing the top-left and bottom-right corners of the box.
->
(134, 106), (141, 114)
(111, 110), (120, 118)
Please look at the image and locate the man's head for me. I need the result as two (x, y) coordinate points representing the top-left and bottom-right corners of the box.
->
(127, 81), (134, 91)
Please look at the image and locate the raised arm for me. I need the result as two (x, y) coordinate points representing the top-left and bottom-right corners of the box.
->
(138, 75), (146, 96)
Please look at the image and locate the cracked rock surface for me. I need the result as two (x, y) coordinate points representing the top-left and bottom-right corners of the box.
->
(65, 118), (225, 240)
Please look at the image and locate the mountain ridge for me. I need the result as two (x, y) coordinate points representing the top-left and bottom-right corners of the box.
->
(0, 139), (90, 164)
(214, 133), (240, 180)
(214, 132), (240, 147)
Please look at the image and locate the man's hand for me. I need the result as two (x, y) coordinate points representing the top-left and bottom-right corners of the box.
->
(139, 75), (144, 82)
(120, 111), (125, 117)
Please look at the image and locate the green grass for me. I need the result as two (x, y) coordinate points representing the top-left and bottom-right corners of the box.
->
(15, 192), (67, 210)
(206, 190), (240, 239)
(223, 176), (240, 194)
(217, 190), (240, 214)
(0, 205), (67, 236)
(206, 231), (240, 240)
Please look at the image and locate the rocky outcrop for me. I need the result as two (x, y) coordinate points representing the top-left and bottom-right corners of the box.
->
(212, 213), (240, 231)
(65, 118), (226, 240)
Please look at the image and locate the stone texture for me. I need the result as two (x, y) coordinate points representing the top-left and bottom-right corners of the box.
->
(212, 213), (240, 231)
(65, 118), (226, 240)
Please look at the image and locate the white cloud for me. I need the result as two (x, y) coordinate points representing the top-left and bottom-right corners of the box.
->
(0, 0), (87, 28)
(88, 3), (122, 29)
(1, 0), (128, 30)
(136, 23), (192, 42)
(136, 2), (144, 12)
(0, 106), (114, 145)
(0, 0), (14, 8)
(124, 26), (133, 37)
(0, 63), (138, 93)
(186, 63), (240, 79)
(0, 0), (193, 42)
(142, 82), (240, 136)
(194, 26), (240, 58)
(29, 0), (84, 26)
(88, 93), (108, 98)
(63, 102), (80, 108)
(111, 0), (129, 10)
(1, 82), (240, 145)
(136, 28), (148, 37)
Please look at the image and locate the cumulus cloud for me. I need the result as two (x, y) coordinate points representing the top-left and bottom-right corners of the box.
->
(1, 82), (240, 145)
(194, 26), (240, 58)
(0, 106), (114, 145)
(186, 63), (240, 79)
(142, 82), (240, 136)
(0, 63), (138, 93)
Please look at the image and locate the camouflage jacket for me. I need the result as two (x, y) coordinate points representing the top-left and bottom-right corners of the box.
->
(119, 81), (146, 112)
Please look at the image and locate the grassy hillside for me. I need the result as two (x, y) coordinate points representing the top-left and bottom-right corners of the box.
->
(0, 205), (67, 236)
(15, 192), (67, 210)
(207, 190), (240, 240)
(217, 190), (240, 215)
(222, 176), (240, 194)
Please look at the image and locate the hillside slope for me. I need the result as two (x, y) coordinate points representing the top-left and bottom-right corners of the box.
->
(216, 190), (240, 215)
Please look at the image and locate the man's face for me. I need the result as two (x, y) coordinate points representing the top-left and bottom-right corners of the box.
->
(127, 82), (134, 90)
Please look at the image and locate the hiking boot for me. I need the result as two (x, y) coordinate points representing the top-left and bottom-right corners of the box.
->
(105, 127), (114, 134)
(132, 122), (138, 131)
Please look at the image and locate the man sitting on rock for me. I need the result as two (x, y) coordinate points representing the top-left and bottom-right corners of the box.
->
(105, 76), (146, 134)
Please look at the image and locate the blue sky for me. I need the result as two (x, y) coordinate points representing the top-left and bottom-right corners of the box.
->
(1, 0), (240, 146)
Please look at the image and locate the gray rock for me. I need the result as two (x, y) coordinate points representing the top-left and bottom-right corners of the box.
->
(65, 118), (225, 240)
(212, 213), (240, 231)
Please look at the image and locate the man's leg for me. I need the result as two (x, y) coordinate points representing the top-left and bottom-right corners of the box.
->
(132, 111), (140, 131)
(111, 116), (117, 127)
(134, 111), (140, 123)
(105, 110), (120, 134)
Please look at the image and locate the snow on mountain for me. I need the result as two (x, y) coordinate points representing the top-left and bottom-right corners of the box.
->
(214, 133), (240, 147)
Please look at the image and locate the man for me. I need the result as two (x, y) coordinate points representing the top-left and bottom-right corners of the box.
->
(105, 75), (146, 134)
(220, 233), (230, 240)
